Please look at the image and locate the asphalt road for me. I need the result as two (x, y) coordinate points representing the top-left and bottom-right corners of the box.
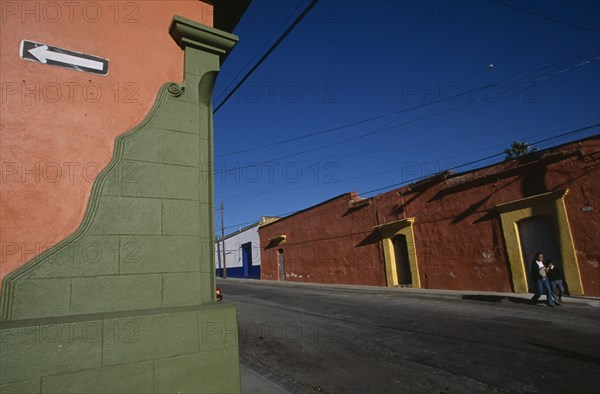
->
(218, 280), (600, 394)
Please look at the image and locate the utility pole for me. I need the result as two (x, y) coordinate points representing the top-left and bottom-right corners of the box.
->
(220, 200), (227, 279)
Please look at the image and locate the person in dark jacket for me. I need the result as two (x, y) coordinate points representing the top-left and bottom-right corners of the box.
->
(530, 252), (554, 307)
(545, 259), (564, 306)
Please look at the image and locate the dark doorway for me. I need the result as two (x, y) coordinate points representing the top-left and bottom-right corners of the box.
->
(278, 249), (285, 281)
(517, 215), (565, 292)
(242, 242), (252, 278)
(392, 234), (412, 285)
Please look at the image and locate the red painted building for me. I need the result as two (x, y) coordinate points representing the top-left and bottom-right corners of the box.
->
(259, 136), (600, 296)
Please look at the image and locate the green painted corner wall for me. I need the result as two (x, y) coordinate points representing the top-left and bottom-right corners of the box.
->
(0, 16), (241, 394)
(1, 82), (215, 319)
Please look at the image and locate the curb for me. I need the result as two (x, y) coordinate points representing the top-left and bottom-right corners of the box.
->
(240, 364), (290, 394)
(217, 278), (600, 308)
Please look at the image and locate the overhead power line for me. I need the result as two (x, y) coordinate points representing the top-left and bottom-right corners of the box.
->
(492, 0), (600, 32)
(217, 51), (600, 210)
(220, 127), (599, 231)
(491, 2), (570, 66)
(450, 1), (570, 88)
(215, 49), (599, 170)
(213, 0), (320, 114)
(360, 124), (600, 195)
(213, 1), (304, 104)
(216, 114), (387, 158)
(217, 42), (599, 159)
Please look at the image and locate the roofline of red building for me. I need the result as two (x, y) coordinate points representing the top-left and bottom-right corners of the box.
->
(259, 193), (355, 229)
(259, 133), (599, 229)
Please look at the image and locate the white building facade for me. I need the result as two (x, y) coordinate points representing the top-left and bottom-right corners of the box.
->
(215, 222), (261, 279)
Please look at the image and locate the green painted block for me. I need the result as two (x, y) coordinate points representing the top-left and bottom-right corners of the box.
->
(152, 97), (200, 133)
(162, 200), (209, 236)
(101, 160), (145, 198)
(101, 168), (121, 197)
(198, 242), (215, 273)
(0, 378), (40, 394)
(0, 320), (102, 384)
(41, 362), (153, 394)
(101, 160), (146, 198)
(197, 304), (238, 352)
(200, 273), (213, 300)
(185, 49), (221, 80)
(162, 129), (204, 167)
(102, 311), (198, 366)
(122, 128), (163, 163)
(25, 236), (119, 279)
(70, 275), (162, 314)
(120, 161), (200, 200)
(163, 272), (202, 306)
(119, 236), (201, 274)
(154, 347), (240, 394)
(87, 196), (162, 235)
(10, 279), (70, 319)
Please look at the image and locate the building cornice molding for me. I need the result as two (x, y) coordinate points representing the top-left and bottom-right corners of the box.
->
(494, 189), (569, 214)
(169, 15), (238, 60)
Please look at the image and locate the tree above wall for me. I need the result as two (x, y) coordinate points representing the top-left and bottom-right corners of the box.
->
(504, 141), (537, 160)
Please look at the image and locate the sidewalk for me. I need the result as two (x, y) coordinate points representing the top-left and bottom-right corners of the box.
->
(240, 364), (290, 394)
(218, 277), (600, 308)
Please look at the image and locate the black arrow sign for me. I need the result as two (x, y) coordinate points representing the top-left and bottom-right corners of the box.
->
(20, 40), (109, 76)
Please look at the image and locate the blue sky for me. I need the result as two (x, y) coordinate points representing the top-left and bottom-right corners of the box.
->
(212, 0), (600, 232)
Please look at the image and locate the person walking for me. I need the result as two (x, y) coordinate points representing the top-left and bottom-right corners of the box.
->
(530, 252), (554, 307)
(545, 259), (564, 306)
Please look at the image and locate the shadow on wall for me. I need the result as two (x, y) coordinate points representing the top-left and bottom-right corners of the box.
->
(519, 154), (549, 197)
(356, 230), (382, 247)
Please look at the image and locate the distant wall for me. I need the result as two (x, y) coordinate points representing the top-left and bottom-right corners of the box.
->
(260, 194), (387, 286)
(259, 137), (600, 296)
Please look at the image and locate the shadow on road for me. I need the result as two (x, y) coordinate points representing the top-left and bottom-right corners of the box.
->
(528, 342), (600, 365)
(461, 294), (533, 305)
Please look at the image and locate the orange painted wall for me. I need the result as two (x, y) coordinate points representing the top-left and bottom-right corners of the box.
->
(0, 1), (213, 282)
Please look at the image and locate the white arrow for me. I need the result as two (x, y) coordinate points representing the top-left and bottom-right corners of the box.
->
(28, 45), (104, 71)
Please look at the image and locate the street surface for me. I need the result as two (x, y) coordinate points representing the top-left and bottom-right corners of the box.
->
(219, 280), (600, 394)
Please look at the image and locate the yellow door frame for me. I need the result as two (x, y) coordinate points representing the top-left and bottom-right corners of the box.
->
(374, 218), (421, 288)
(495, 189), (584, 295)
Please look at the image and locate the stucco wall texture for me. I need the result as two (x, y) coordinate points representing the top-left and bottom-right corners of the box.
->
(215, 223), (261, 275)
(0, 9), (244, 393)
(262, 195), (388, 286)
(259, 137), (600, 296)
(0, 1), (213, 283)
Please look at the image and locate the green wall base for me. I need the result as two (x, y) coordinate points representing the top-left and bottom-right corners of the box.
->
(1, 303), (239, 393)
